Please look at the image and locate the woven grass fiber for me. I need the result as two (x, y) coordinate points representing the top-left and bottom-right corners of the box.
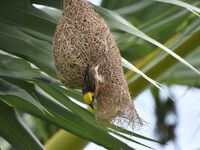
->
(53, 0), (142, 127)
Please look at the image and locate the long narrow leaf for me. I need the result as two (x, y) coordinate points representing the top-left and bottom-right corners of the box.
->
(0, 22), (57, 78)
(0, 101), (44, 150)
(5, 78), (158, 149)
(94, 5), (200, 75)
(0, 53), (41, 80)
(153, 0), (200, 17)
(122, 58), (162, 91)
(0, 80), (136, 150)
(0, 78), (46, 113)
(110, 130), (155, 150)
(127, 21), (200, 96)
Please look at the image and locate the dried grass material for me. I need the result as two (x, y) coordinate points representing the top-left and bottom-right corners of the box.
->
(53, 0), (142, 128)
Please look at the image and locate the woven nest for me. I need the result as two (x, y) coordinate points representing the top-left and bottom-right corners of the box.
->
(53, 0), (142, 128)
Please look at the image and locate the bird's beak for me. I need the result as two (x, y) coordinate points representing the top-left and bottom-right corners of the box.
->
(89, 101), (94, 109)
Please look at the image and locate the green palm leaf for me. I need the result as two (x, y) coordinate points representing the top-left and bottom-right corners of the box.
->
(0, 0), (200, 149)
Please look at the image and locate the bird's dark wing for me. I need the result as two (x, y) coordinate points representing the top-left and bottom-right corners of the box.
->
(82, 64), (96, 94)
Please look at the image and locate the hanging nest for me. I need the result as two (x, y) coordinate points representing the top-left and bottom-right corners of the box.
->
(53, 0), (142, 128)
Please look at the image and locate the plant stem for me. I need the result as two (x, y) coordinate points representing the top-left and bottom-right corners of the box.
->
(45, 129), (88, 150)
